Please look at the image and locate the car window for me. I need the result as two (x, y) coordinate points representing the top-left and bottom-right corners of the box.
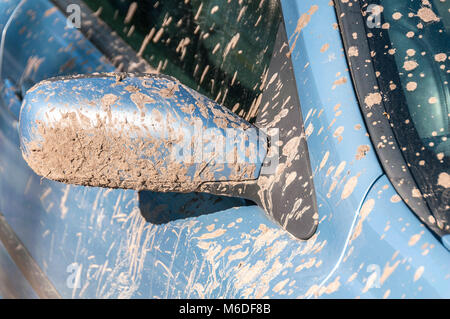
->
(360, 0), (449, 228)
(83, 0), (282, 122)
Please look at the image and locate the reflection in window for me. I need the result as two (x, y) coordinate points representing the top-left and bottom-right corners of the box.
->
(84, 0), (282, 121)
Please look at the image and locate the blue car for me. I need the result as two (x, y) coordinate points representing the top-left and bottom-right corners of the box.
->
(0, 0), (448, 299)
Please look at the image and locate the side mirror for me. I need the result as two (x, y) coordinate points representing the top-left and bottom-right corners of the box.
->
(20, 73), (267, 191)
(19, 72), (318, 240)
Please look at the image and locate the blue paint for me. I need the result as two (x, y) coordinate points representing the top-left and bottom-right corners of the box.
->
(0, 78), (21, 119)
(0, 0), (114, 86)
(442, 235), (450, 251)
(0, 0), (448, 298)
(326, 176), (450, 298)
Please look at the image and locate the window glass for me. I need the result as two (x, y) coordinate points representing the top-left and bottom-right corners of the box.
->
(361, 0), (449, 227)
(83, 0), (282, 121)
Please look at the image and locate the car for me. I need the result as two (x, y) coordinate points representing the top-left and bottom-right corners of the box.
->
(0, 0), (448, 299)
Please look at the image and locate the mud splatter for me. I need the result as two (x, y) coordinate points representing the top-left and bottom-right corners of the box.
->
(348, 46), (359, 57)
(355, 145), (370, 160)
(320, 43), (330, 53)
(437, 173), (450, 188)
(129, 92), (155, 116)
(390, 194), (401, 203)
(364, 92), (382, 108)
(351, 198), (375, 241)
(286, 5), (318, 57)
(380, 260), (401, 285)
(416, 6), (440, 23)
(434, 53), (447, 62)
(341, 176), (358, 200)
(403, 60), (419, 71)
(408, 232), (424, 246)
(406, 82), (417, 91)
(414, 266), (425, 282)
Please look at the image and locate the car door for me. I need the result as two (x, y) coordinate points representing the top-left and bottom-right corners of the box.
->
(0, 0), (448, 299)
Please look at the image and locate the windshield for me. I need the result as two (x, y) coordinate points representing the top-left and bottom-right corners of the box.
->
(361, 0), (449, 228)
(83, 0), (281, 122)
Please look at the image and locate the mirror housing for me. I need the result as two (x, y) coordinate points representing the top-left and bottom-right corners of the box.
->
(19, 66), (319, 241)
(19, 73), (268, 192)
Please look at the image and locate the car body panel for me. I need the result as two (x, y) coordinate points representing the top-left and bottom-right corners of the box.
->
(325, 175), (450, 298)
(0, 0), (448, 298)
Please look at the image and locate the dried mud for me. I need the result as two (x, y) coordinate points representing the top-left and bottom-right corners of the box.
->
(22, 74), (261, 192)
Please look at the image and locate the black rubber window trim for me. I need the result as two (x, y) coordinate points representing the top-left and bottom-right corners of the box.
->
(333, 0), (447, 237)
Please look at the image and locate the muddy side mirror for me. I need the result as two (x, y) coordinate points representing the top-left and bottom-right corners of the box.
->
(19, 71), (318, 240)
(19, 73), (267, 191)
